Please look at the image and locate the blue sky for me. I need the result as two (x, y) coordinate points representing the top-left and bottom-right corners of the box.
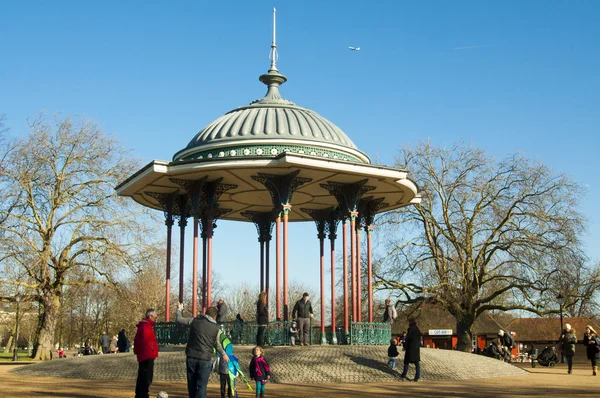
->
(1, 1), (599, 293)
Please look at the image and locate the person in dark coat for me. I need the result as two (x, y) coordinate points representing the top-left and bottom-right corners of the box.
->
(561, 323), (578, 374)
(387, 338), (399, 369)
(291, 292), (313, 346)
(216, 298), (228, 324)
(176, 303), (229, 398)
(583, 325), (600, 376)
(256, 291), (269, 347)
(400, 318), (421, 382)
(117, 329), (131, 353)
(249, 345), (271, 398)
(232, 313), (244, 343)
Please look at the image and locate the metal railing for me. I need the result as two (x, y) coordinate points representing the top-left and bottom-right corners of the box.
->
(154, 319), (390, 346)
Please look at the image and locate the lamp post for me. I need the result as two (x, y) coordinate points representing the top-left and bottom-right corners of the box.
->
(557, 293), (564, 331)
(12, 293), (22, 362)
(557, 293), (564, 363)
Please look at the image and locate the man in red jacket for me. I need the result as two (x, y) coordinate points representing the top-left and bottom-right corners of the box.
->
(134, 308), (159, 398)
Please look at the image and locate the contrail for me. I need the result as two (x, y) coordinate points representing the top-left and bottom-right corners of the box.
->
(453, 45), (485, 50)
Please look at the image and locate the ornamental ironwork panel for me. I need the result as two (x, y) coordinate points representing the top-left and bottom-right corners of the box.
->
(320, 180), (376, 214)
(350, 321), (392, 345)
(357, 196), (388, 228)
(241, 211), (275, 242)
(251, 170), (312, 209)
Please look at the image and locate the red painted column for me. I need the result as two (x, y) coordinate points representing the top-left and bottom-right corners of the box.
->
(260, 240), (265, 292)
(319, 236), (325, 339)
(192, 218), (199, 317)
(356, 227), (362, 322)
(179, 218), (186, 304)
(330, 235), (337, 344)
(207, 219), (214, 308)
(283, 205), (291, 321)
(165, 222), (172, 322)
(342, 219), (349, 335)
(265, 239), (270, 309)
(202, 228), (207, 314)
(276, 215), (281, 320)
(367, 226), (374, 322)
(350, 215), (357, 322)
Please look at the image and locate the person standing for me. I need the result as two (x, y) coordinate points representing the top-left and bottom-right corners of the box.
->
(232, 313), (244, 343)
(249, 345), (271, 398)
(256, 292), (269, 347)
(400, 318), (422, 382)
(561, 323), (578, 374)
(109, 334), (118, 353)
(583, 325), (600, 376)
(383, 299), (397, 324)
(292, 292), (313, 346)
(134, 309), (159, 398)
(176, 303), (229, 398)
(387, 338), (399, 369)
(99, 332), (110, 354)
(117, 328), (131, 353)
(216, 298), (228, 325)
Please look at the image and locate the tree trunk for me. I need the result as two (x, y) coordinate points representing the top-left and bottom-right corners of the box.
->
(32, 291), (61, 360)
(3, 328), (14, 353)
(455, 315), (475, 352)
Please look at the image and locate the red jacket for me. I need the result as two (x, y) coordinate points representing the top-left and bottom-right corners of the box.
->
(134, 318), (158, 362)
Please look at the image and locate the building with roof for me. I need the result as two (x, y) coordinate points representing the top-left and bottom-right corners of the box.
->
(116, 9), (420, 344)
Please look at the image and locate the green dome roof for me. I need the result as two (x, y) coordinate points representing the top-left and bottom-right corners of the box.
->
(173, 69), (370, 164)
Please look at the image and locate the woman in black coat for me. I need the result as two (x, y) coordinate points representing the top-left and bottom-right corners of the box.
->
(583, 325), (600, 376)
(117, 329), (130, 353)
(256, 291), (269, 347)
(400, 318), (422, 382)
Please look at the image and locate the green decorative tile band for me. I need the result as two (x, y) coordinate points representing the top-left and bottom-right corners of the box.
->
(179, 144), (365, 163)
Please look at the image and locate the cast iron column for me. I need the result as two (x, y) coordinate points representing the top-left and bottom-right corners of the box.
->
(355, 220), (362, 322)
(342, 218), (349, 338)
(358, 196), (387, 323)
(251, 171), (311, 322)
(192, 217), (199, 316)
(366, 225), (374, 322)
(276, 215), (281, 320)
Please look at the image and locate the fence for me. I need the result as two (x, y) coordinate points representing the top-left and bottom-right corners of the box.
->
(154, 319), (391, 346)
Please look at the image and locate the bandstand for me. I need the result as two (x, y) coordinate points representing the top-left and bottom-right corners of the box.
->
(116, 9), (420, 345)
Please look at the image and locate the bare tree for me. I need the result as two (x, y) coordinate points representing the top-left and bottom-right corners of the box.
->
(377, 141), (586, 351)
(0, 115), (157, 360)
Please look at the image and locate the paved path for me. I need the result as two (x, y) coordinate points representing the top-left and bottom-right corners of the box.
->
(2, 361), (599, 397)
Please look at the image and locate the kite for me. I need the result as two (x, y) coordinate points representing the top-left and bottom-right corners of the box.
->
(215, 329), (253, 396)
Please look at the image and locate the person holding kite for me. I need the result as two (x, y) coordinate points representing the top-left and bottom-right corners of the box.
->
(176, 303), (229, 398)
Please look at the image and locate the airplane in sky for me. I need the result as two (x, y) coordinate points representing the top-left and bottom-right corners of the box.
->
(348, 46), (360, 51)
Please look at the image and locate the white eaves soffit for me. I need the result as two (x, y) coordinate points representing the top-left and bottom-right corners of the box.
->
(116, 154), (420, 222)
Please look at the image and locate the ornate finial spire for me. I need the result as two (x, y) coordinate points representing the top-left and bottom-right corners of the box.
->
(254, 7), (292, 105)
(269, 7), (278, 72)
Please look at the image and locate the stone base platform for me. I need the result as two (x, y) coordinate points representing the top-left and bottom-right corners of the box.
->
(11, 345), (525, 383)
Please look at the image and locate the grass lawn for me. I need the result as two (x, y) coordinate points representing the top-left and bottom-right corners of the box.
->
(0, 350), (33, 361)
